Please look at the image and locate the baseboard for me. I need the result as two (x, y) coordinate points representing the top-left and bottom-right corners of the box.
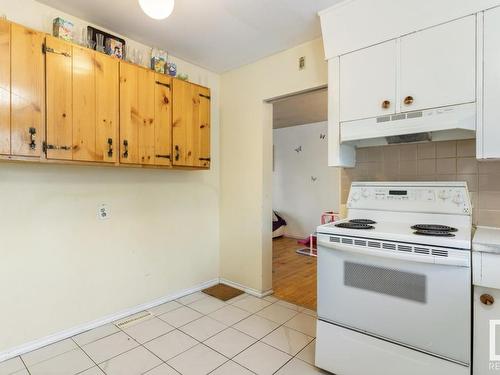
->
(0, 278), (219, 363)
(219, 278), (274, 298)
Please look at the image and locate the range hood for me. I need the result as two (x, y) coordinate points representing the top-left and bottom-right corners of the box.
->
(340, 102), (476, 147)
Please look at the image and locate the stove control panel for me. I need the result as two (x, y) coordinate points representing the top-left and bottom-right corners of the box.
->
(347, 183), (471, 215)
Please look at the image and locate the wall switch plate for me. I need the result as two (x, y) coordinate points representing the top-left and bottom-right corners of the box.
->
(299, 56), (306, 70)
(98, 204), (111, 220)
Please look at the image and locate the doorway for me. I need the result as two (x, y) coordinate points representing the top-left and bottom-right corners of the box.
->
(270, 87), (336, 310)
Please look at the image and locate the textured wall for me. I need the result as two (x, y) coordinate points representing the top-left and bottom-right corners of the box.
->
(341, 139), (500, 226)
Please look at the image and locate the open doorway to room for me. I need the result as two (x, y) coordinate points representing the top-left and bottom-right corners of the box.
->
(270, 87), (338, 310)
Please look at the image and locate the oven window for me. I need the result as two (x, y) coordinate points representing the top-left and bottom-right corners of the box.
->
(344, 262), (427, 303)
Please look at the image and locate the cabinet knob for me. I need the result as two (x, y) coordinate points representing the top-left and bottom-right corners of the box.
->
(481, 294), (495, 306)
(381, 100), (391, 109)
(404, 96), (414, 106)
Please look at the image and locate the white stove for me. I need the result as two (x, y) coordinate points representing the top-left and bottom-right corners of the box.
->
(315, 182), (472, 375)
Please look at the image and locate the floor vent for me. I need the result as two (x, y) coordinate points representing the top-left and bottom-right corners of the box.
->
(115, 312), (152, 329)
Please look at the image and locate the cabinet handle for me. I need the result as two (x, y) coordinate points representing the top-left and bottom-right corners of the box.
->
(175, 145), (180, 161)
(29, 127), (36, 150)
(404, 96), (414, 106)
(381, 100), (391, 109)
(43, 142), (73, 152)
(481, 294), (495, 306)
(123, 140), (129, 159)
(107, 138), (113, 158)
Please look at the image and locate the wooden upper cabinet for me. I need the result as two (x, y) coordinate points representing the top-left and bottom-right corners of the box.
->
(95, 53), (119, 163)
(154, 74), (172, 166)
(11, 24), (45, 157)
(198, 86), (211, 168)
(120, 62), (168, 166)
(0, 19), (10, 155)
(46, 37), (119, 162)
(172, 79), (211, 168)
(72, 45), (96, 162)
(45, 36), (73, 160)
(0, 21), (44, 157)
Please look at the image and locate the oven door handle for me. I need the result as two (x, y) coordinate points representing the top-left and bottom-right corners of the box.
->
(317, 237), (470, 267)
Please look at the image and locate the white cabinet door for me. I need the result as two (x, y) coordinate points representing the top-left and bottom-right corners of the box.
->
(474, 286), (500, 374)
(400, 16), (476, 112)
(339, 40), (397, 122)
(482, 7), (500, 159)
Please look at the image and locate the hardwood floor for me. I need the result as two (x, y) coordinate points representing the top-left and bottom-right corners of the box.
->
(272, 236), (317, 310)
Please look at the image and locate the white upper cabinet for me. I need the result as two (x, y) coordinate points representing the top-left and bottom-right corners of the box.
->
(480, 7), (500, 159)
(399, 16), (476, 112)
(340, 40), (397, 122)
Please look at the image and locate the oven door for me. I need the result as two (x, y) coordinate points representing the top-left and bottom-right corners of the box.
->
(317, 234), (471, 365)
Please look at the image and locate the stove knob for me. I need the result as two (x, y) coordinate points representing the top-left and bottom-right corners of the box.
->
(438, 190), (450, 201)
(362, 189), (370, 198)
(352, 191), (361, 202)
(453, 192), (464, 205)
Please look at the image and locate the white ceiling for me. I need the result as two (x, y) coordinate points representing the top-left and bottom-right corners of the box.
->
(273, 88), (327, 129)
(37, 0), (342, 73)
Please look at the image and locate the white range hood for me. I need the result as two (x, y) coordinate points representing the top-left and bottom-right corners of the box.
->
(341, 102), (476, 148)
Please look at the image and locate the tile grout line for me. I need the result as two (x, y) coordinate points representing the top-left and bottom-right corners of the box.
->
(71, 337), (101, 375)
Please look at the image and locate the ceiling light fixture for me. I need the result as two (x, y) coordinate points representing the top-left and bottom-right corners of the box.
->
(138, 0), (175, 20)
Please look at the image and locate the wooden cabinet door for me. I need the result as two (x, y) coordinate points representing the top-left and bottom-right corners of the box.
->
(11, 24), (44, 157)
(400, 16), (476, 112)
(120, 63), (139, 164)
(45, 36), (73, 160)
(72, 46), (95, 162)
(154, 74), (172, 166)
(0, 19), (10, 155)
(120, 62), (155, 165)
(172, 79), (198, 167)
(95, 53), (119, 163)
(339, 40), (397, 122)
(137, 68), (155, 165)
(197, 86), (211, 168)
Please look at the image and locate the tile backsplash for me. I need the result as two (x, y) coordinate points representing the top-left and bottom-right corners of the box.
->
(341, 139), (500, 227)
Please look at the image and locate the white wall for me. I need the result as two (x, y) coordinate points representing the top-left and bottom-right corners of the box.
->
(273, 122), (339, 238)
(0, 0), (220, 355)
(220, 38), (334, 293)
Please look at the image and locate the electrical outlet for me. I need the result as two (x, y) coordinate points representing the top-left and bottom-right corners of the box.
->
(299, 56), (306, 70)
(98, 204), (111, 220)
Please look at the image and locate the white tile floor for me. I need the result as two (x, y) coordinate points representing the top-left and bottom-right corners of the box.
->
(0, 293), (329, 375)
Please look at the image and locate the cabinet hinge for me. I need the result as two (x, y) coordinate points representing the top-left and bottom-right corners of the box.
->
(199, 93), (211, 100)
(199, 157), (211, 162)
(155, 81), (171, 89)
(44, 46), (71, 58)
(155, 154), (171, 159)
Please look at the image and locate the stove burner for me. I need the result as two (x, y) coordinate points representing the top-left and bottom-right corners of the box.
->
(411, 224), (458, 232)
(335, 222), (375, 230)
(349, 219), (377, 225)
(414, 230), (456, 237)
